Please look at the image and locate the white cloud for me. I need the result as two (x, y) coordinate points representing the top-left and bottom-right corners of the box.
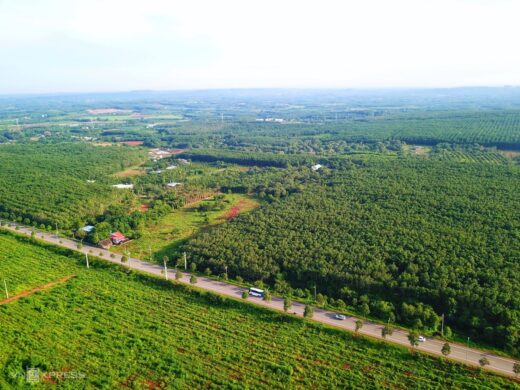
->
(0, 0), (519, 93)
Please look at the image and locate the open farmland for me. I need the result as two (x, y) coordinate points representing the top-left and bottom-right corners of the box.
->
(0, 231), (517, 389)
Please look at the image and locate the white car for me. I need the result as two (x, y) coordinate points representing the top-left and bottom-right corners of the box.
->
(418, 336), (426, 342)
(334, 314), (346, 320)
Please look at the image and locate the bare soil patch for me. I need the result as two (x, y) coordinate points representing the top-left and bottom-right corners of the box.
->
(114, 168), (146, 178)
(119, 141), (144, 146)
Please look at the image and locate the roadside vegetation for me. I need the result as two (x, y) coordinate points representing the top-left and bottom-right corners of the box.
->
(0, 231), (516, 389)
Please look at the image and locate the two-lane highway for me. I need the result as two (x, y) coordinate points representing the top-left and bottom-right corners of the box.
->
(2, 222), (519, 378)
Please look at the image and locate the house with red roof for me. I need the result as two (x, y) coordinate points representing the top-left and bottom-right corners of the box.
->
(111, 231), (128, 245)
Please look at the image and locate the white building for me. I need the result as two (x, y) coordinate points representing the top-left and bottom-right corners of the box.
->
(112, 184), (134, 189)
(80, 225), (94, 233)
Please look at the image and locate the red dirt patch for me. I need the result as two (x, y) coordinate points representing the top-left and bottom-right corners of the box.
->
(342, 363), (351, 370)
(139, 204), (150, 212)
(0, 275), (75, 305)
(184, 192), (219, 205)
(119, 141), (144, 146)
(221, 199), (259, 220)
(143, 379), (162, 389)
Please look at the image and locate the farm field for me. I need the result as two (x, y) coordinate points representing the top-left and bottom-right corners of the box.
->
(0, 234), (74, 296)
(112, 193), (259, 262)
(0, 231), (517, 389)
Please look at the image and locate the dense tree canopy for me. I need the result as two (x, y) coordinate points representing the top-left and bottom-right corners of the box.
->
(186, 156), (520, 354)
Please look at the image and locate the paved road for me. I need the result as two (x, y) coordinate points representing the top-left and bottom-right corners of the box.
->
(2, 223), (519, 378)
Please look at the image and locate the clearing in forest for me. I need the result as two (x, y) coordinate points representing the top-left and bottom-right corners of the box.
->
(113, 167), (146, 178)
(112, 193), (259, 262)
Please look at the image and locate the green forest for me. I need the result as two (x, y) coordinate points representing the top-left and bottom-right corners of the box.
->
(186, 154), (520, 354)
(0, 143), (145, 228)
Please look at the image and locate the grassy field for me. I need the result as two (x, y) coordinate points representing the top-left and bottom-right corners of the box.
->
(113, 167), (146, 178)
(112, 193), (259, 262)
(0, 231), (517, 389)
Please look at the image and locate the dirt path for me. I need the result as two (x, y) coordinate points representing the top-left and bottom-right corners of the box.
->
(0, 275), (75, 305)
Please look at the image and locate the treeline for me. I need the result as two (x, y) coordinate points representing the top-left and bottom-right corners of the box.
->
(180, 149), (318, 168)
(185, 156), (520, 354)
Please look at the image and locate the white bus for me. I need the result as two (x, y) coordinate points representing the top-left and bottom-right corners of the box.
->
(248, 287), (264, 297)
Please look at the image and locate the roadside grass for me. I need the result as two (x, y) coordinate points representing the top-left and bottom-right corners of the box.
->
(0, 232), (516, 389)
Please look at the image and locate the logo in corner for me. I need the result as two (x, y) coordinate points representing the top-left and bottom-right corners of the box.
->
(26, 368), (40, 383)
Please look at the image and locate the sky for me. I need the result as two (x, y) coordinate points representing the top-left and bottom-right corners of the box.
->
(0, 0), (519, 94)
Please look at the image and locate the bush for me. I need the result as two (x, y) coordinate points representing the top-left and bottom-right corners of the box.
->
(283, 297), (292, 312)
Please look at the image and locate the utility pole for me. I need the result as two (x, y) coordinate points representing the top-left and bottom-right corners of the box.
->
(55, 223), (58, 237)
(224, 265), (228, 279)
(313, 285), (317, 302)
(149, 246), (152, 262)
(441, 313), (445, 337)
(85, 253), (89, 269)
(3, 279), (8, 299)
(183, 252), (187, 270)
(466, 337), (470, 360)
(163, 257), (168, 280)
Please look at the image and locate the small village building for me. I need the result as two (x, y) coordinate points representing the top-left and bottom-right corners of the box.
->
(311, 164), (323, 171)
(80, 225), (94, 233)
(166, 182), (181, 188)
(112, 184), (134, 189)
(111, 231), (128, 245)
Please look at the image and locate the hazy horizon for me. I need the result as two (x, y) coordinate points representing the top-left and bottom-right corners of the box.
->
(1, 0), (520, 94)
